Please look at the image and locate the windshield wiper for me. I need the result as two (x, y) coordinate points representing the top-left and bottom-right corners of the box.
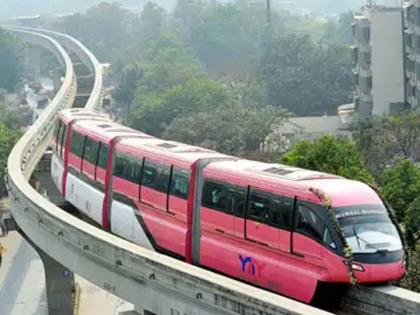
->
(352, 227), (387, 256)
(353, 226), (362, 249)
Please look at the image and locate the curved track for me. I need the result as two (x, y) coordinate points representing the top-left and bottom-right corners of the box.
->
(4, 27), (420, 315)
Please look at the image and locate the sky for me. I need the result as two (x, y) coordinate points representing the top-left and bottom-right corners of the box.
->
(0, 0), (371, 19)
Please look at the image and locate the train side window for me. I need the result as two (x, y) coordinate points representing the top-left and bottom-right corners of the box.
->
(235, 186), (246, 217)
(270, 196), (293, 229)
(54, 120), (61, 150)
(114, 152), (142, 184)
(97, 144), (109, 169)
(170, 168), (190, 199)
(114, 152), (127, 178)
(295, 205), (325, 242)
(248, 190), (270, 222)
(60, 124), (67, 158)
(226, 186), (246, 216)
(142, 160), (170, 193)
(202, 181), (227, 212)
(84, 137), (99, 165)
(156, 164), (171, 193)
(142, 161), (157, 188)
(70, 131), (85, 157)
(323, 228), (337, 249)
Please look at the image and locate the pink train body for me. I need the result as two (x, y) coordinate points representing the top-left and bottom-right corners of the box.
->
(50, 109), (407, 304)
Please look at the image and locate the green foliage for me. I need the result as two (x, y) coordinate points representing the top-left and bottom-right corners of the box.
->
(381, 160), (420, 230)
(405, 198), (420, 247)
(0, 121), (19, 196)
(401, 245), (420, 293)
(175, 0), (277, 77)
(163, 104), (285, 156)
(258, 32), (352, 115)
(130, 77), (230, 136)
(137, 2), (167, 42)
(54, 2), (132, 61)
(138, 34), (203, 92)
(321, 12), (354, 45)
(353, 111), (420, 175)
(283, 134), (374, 183)
(51, 0), (354, 117)
(0, 28), (23, 91)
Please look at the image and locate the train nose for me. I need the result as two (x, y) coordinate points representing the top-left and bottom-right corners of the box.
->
(353, 260), (406, 283)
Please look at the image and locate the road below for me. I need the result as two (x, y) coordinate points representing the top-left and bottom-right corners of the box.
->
(0, 232), (132, 315)
(0, 232), (47, 315)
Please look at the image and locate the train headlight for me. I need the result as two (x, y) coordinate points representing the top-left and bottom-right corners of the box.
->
(343, 260), (365, 272)
(351, 263), (365, 272)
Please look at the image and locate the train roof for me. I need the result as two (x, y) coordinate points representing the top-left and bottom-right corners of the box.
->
(205, 160), (381, 207)
(59, 108), (108, 122)
(118, 137), (231, 164)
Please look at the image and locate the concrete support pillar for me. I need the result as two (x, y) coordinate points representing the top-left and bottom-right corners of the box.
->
(38, 248), (74, 315)
(23, 235), (74, 315)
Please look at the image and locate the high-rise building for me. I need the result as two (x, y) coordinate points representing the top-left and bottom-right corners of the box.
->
(404, 1), (420, 109)
(352, 4), (406, 117)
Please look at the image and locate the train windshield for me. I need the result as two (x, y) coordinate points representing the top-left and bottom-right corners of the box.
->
(335, 205), (403, 254)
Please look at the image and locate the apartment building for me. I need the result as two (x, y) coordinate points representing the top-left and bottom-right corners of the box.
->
(404, 0), (420, 109)
(352, 3), (406, 117)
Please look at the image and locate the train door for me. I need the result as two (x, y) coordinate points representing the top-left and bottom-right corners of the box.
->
(81, 136), (99, 181)
(268, 196), (293, 252)
(201, 180), (235, 235)
(292, 202), (323, 263)
(289, 200), (327, 303)
(95, 142), (109, 184)
(68, 130), (85, 172)
(140, 159), (170, 211)
(230, 185), (246, 238)
(168, 167), (190, 221)
(245, 189), (270, 246)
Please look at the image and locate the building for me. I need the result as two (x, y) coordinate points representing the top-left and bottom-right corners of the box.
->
(404, 0), (420, 109)
(263, 115), (351, 153)
(266, 2), (410, 153)
(352, 3), (406, 118)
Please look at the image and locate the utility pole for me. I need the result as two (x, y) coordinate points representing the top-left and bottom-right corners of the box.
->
(266, 0), (271, 24)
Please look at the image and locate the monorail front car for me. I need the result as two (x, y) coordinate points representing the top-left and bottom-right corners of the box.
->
(51, 109), (406, 303)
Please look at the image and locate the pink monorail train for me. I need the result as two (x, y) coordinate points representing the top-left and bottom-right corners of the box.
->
(51, 109), (406, 303)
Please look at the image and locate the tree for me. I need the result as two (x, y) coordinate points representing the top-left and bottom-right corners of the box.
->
(136, 2), (167, 42)
(258, 32), (352, 115)
(321, 11), (354, 45)
(405, 197), (420, 247)
(54, 2), (132, 61)
(112, 63), (143, 121)
(353, 111), (420, 174)
(114, 33), (204, 126)
(139, 34), (204, 93)
(282, 134), (374, 183)
(0, 28), (23, 91)
(0, 122), (19, 196)
(174, 0), (290, 78)
(163, 104), (286, 156)
(380, 160), (420, 226)
(130, 77), (230, 136)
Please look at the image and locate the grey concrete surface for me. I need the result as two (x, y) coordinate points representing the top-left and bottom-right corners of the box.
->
(0, 232), (47, 315)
